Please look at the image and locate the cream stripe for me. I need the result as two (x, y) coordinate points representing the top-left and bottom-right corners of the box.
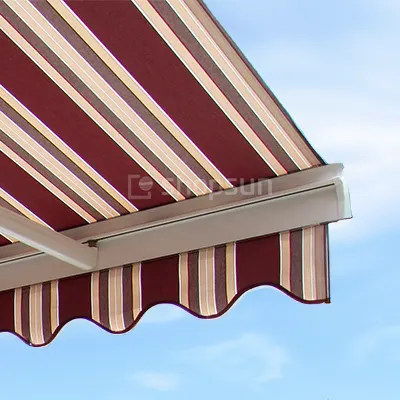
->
(1, 86), (137, 213)
(108, 267), (125, 332)
(132, 263), (142, 319)
(50, 280), (59, 334)
(309, 227), (316, 301)
(134, 0), (286, 175)
(91, 272), (100, 323)
(0, 15), (185, 201)
(168, 0), (311, 169)
(47, 0), (232, 190)
(29, 284), (44, 346)
(225, 242), (237, 302)
(198, 248), (209, 315)
(279, 231), (291, 291)
(14, 288), (23, 337)
(302, 228), (313, 301)
(8, 0), (209, 196)
(179, 253), (189, 308)
(206, 247), (217, 315)
(1, 111), (119, 218)
(0, 141), (96, 223)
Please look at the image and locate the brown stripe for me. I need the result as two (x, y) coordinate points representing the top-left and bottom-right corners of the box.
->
(21, 286), (30, 342)
(188, 250), (200, 314)
(41, 282), (52, 343)
(122, 264), (134, 328)
(214, 244), (228, 313)
(34, 0), (220, 193)
(99, 269), (110, 329)
(150, 0), (297, 173)
(290, 230), (303, 299)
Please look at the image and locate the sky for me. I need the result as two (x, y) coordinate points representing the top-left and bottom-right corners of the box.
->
(1, 0), (399, 399)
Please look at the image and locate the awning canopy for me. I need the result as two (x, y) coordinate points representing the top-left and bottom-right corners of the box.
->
(0, 0), (351, 346)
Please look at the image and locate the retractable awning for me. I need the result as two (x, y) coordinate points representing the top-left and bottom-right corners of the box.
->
(0, 0), (351, 346)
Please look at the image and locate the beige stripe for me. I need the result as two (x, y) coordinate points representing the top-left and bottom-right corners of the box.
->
(206, 247), (217, 315)
(302, 228), (314, 301)
(50, 280), (59, 334)
(108, 267), (125, 332)
(134, 0), (286, 175)
(183, 0), (320, 167)
(225, 242), (237, 302)
(1, 111), (119, 219)
(7, 0), (210, 196)
(47, 0), (232, 191)
(1, 86), (137, 213)
(14, 288), (23, 337)
(0, 141), (96, 223)
(29, 284), (44, 346)
(168, 0), (310, 169)
(0, 15), (185, 201)
(314, 225), (327, 300)
(132, 263), (142, 319)
(279, 231), (291, 291)
(198, 248), (208, 315)
(91, 272), (100, 323)
(179, 253), (190, 308)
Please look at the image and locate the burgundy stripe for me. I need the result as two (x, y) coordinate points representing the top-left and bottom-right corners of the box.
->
(290, 229), (303, 299)
(0, 236), (11, 246)
(41, 282), (52, 343)
(99, 270), (110, 329)
(66, 0), (275, 183)
(236, 234), (280, 293)
(58, 273), (91, 322)
(141, 255), (179, 309)
(0, 290), (15, 335)
(0, 32), (174, 211)
(21, 286), (30, 342)
(214, 244), (228, 312)
(150, 0), (298, 173)
(187, 250), (200, 314)
(122, 265), (134, 328)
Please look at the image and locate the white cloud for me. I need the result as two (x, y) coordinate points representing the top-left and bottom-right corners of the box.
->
(141, 304), (186, 324)
(353, 325), (400, 363)
(184, 333), (289, 388)
(131, 371), (181, 391)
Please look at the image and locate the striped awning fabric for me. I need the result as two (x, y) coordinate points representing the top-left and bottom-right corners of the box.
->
(1, 225), (328, 347)
(1, 0), (329, 346)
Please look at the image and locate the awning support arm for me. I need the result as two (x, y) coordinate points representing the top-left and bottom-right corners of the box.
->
(0, 207), (97, 270)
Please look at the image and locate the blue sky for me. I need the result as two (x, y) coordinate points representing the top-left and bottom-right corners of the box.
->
(1, 0), (399, 399)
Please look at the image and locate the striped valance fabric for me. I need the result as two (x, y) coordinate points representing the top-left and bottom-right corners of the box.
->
(0, 225), (328, 347)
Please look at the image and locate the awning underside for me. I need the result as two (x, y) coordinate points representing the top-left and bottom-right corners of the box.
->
(0, 0), (346, 347)
(1, 225), (328, 347)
